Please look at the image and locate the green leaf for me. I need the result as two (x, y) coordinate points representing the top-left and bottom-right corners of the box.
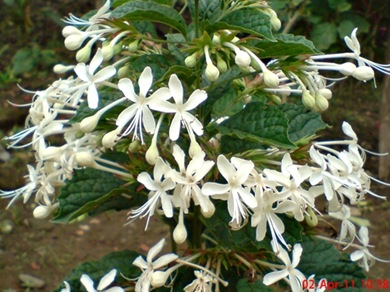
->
(328, 0), (351, 12)
(236, 279), (273, 292)
(188, 0), (223, 22)
(111, 1), (187, 36)
(11, 48), (37, 75)
(337, 20), (356, 39)
(166, 33), (187, 62)
(298, 235), (366, 291)
(209, 9), (274, 41)
(55, 250), (140, 291)
(211, 103), (296, 149)
(129, 54), (176, 81)
(278, 103), (327, 143)
(52, 168), (146, 223)
(252, 34), (321, 58)
(310, 23), (337, 50)
(212, 86), (245, 117)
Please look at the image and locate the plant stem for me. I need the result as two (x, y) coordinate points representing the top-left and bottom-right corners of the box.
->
(192, 205), (202, 249)
(194, 0), (200, 38)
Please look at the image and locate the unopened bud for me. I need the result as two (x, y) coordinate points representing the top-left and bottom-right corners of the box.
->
(127, 40), (139, 52)
(318, 88), (332, 100)
(235, 50), (251, 68)
(41, 146), (64, 160)
(189, 139), (202, 158)
(339, 62), (356, 76)
(205, 63), (220, 82)
(33, 204), (58, 219)
(305, 207), (318, 227)
(128, 140), (141, 153)
(315, 93), (329, 112)
(64, 34), (85, 51)
(302, 91), (315, 109)
(200, 202), (215, 218)
(53, 64), (75, 74)
(62, 25), (81, 37)
(118, 66), (129, 79)
(101, 45), (114, 61)
(216, 54), (228, 73)
(75, 152), (96, 167)
(263, 69), (280, 87)
(352, 66), (375, 81)
(80, 114), (99, 133)
(145, 143), (159, 165)
(173, 214), (187, 244)
(76, 45), (92, 63)
(151, 271), (171, 288)
(270, 94), (282, 105)
(185, 53), (198, 68)
(102, 128), (121, 148)
(271, 16), (281, 31)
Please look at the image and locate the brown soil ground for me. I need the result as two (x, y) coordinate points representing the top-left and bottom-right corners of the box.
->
(0, 1), (389, 291)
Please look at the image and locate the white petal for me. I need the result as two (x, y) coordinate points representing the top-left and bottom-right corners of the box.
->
(172, 145), (186, 172)
(169, 113), (182, 141)
(183, 89), (207, 111)
(350, 250), (365, 261)
(138, 172), (159, 191)
(88, 84), (99, 109)
(93, 66), (116, 83)
(105, 288), (124, 292)
(89, 48), (103, 75)
(168, 74), (183, 104)
(217, 155), (235, 181)
(147, 239), (165, 262)
(263, 270), (289, 286)
(116, 104), (138, 127)
(202, 182), (230, 196)
(133, 255), (148, 269)
(160, 193), (173, 217)
(142, 107), (156, 134)
(97, 269), (117, 290)
(80, 274), (96, 292)
(139, 67), (153, 97)
(291, 244), (303, 268)
(74, 63), (90, 82)
(153, 253), (179, 269)
(342, 121), (357, 141)
(118, 78), (137, 102)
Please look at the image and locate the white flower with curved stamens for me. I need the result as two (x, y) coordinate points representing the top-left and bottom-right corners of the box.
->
(64, 0), (111, 29)
(264, 153), (314, 222)
(74, 48), (116, 109)
(129, 157), (176, 229)
(350, 226), (390, 272)
(329, 205), (356, 243)
(184, 270), (216, 292)
(133, 238), (179, 292)
(263, 241), (306, 292)
(202, 155), (256, 226)
(149, 74), (207, 141)
(168, 145), (215, 216)
(80, 269), (124, 292)
(115, 67), (171, 144)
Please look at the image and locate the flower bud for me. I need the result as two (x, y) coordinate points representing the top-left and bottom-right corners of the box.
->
(145, 143), (159, 165)
(235, 50), (251, 68)
(315, 93), (329, 112)
(339, 62), (356, 76)
(151, 271), (170, 288)
(101, 45), (114, 61)
(76, 45), (92, 63)
(102, 128), (121, 148)
(64, 34), (85, 51)
(189, 139), (202, 158)
(263, 69), (280, 87)
(216, 54), (228, 73)
(185, 53), (198, 68)
(33, 204), (58, 219)
(271, 16), (281, 31)
(318, 88), (332, 100)
(53, 64), (75, 74)
(305, 207), (318, 227)
(205, 63), (220, 82)
(270, 94), (282, 105)
(75, 152), (96, 167)
(41, 146), (64, 160)
(118, 66), (129, 79)
(352, 66), (375, 81)
(80, 114), (99, 133)
(127, 40), (139, 52)
(173, 214), (187, 244)
(302, 91), (315, 109)
(62, 25), (81, 37)
(200, 202), (215, 218)
(128, 140), (141, 153)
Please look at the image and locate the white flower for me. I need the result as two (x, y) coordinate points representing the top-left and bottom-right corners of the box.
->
(184, 270), (216, 292)
(133, 238), (178, 292)
(263, 241), (306, 292)
(60, 281), (71, 292)
(202, 155), (256, 226)
(350, 227), (390, 272)
(74, 48), (116, 108)
(329, 205), (356, 243)
(116, 67), (170, 144)
(168, 145), (215, 216)
(129, 157), (176, 228)
(80, 269), (124, 292)
(149, 74), (207, 141)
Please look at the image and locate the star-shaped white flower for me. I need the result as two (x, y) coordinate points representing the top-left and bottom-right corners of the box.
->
(129, 157), (176, 228)
(149, 74), (207, 141)
(133, 238), (178, 292)
(263, 241), (306, 292)
(116, 66), (170, 144)
(80, 269), (124, 292)
(184, 270), (216, 292)
(202, 155), (256, 226)
(74, 48), (116, 109)
(168, 145), (215, 216)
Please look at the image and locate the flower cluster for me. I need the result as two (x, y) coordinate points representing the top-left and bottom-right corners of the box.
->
(2, 0), (390, 291)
